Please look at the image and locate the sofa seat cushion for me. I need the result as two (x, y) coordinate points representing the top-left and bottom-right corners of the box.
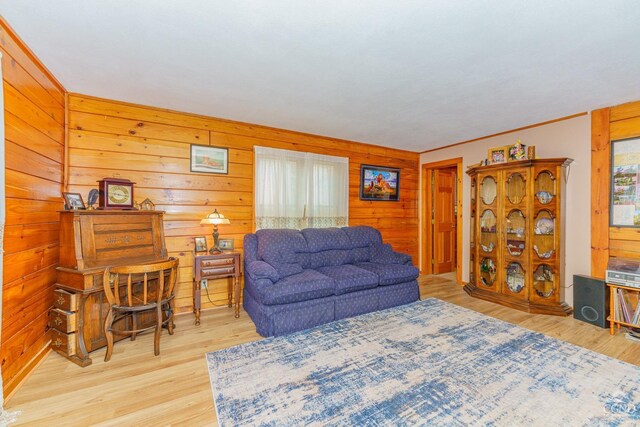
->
(260, 269), (335, 305)
(315, 265), (379, 295)
(354, 262), (420, 286)
(302, 249), (354, 269)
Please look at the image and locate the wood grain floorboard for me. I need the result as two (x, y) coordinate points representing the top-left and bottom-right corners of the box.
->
(6, 276), (640, 426)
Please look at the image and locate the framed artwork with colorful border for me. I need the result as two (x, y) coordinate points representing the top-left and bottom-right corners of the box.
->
(360, 165), (400, 201)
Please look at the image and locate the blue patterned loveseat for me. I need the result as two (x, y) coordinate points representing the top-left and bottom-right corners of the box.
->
(242, 226), (420, 336)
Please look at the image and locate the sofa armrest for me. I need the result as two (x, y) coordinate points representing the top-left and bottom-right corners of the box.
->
(391, 251), (413, 265)
(371, 243), (413, 265)
(246, 260), (280, 282)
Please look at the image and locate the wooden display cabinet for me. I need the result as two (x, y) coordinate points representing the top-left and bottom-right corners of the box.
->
(466, 158), (573, 315)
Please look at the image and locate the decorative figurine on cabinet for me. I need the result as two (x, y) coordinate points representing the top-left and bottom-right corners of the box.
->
(508, 140), (527, 161)
(140, 198), (155, 211)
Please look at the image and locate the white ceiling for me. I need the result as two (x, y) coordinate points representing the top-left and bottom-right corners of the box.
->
(2, 1), (640, 152)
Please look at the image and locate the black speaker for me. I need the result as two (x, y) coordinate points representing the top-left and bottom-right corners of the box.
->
(573, 274), (609, 328)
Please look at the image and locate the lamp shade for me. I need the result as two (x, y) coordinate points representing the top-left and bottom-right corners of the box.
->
(200, 209), (230, 225)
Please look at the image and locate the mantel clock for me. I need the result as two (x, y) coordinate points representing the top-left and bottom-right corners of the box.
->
(97, 178), (135, 210)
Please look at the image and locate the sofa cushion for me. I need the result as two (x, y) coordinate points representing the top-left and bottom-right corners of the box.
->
(351, 247), (371, 263)
(342, 226), (382, 248)
(302, 249), (355, 269)
(302, 227), (352, 252)
(256, 229), (307, 278)
(259, 269), (335, 305)
(354, 262), (419, 286)
(315, 265), (378, 295)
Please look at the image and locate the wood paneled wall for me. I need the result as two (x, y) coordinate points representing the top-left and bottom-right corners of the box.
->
(1, 19), (66, 396)
(66, 94), (420, 314)
(591, 100), (640, 278)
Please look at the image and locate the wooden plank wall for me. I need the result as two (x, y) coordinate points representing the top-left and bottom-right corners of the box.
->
(0, 20), (66, 395)
(591, 100), (640, 278)
(66, 94), (420, 314)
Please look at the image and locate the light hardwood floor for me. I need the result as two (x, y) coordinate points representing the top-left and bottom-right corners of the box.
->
(6, 276), (640, 426)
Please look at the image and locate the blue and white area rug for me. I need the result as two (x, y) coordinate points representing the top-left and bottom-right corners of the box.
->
(206, 298), (640, 426)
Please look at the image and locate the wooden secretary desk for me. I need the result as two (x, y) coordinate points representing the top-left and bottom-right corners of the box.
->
(50, 210), (168, 366)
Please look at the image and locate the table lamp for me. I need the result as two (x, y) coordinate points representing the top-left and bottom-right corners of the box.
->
(200, 209), (230, 254)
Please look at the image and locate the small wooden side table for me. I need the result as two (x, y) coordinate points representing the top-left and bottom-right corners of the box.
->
(193, 252), (241, 325)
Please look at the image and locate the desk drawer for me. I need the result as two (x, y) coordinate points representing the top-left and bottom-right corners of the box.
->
(50, 329), (77, 357)
(54, 289), (79, 311)
(201, 258), (234, 268)
(202, 266), (235, 276)
(49, 308), (78, 333)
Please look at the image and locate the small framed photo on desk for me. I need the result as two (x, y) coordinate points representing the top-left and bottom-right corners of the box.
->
(63, 192), (86, 210)
(194, 236), (208, 253)
(218, 239), (234, 251)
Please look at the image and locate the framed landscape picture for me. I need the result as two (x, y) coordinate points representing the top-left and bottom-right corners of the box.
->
(190, 144), (229, 174)
(360, 165), (400, 201)
(610, 137), (640, 227)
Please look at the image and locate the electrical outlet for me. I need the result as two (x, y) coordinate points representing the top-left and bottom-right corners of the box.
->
(201, 279), (208, 289)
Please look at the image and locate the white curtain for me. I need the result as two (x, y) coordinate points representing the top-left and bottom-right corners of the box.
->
(255, 146), (348, 230)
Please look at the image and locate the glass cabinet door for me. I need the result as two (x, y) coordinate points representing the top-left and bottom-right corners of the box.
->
(533, 264), (555, 298)
(471, 177), (476, 203)
(480, 209), (497, 253)
(480, 176), (497, 205)
(505, 262), (526, 294)
(506, 172), (526, 204)
(470, 177), (476, 285)
(534, 170), (556, 205)
(479, 257), (497, 287)
(533, 209), (555, 259)
(505, 209), (526, 256)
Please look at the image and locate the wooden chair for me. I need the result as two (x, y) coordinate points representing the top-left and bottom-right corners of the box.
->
(103, 258), (179, 361)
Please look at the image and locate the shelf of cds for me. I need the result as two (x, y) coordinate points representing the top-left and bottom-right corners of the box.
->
(607, 282), (640, 338)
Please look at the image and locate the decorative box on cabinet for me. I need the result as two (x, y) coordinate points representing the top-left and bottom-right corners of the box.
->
(465, 158), (573, 316)
(50, 210), (168, 366)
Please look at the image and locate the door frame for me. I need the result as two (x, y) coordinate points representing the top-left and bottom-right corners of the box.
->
(421, 157), (463, 284)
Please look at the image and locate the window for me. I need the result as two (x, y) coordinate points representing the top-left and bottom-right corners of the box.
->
(254, 146), (348, 230)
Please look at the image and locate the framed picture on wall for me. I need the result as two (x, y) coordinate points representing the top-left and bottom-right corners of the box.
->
(190, 144), (229, 174)
(360, 165), (400, 201)
(610, 136), (640, 227)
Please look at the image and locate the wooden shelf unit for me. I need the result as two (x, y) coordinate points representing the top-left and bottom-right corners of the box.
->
(606, 282), (640, 335)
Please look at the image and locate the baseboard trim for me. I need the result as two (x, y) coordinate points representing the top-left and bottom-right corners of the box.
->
(3, 346), (51, 404)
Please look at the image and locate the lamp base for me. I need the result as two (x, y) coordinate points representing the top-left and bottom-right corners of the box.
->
(211, 227), (222, 255)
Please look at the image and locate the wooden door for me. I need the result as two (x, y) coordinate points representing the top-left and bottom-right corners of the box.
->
(433, 168), (457, 273)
